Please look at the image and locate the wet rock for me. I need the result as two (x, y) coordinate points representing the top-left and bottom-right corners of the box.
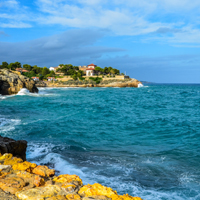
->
(0, 136), (27, 161)
(32, 165), (55, 177)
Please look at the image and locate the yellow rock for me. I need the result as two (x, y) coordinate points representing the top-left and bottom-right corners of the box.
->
(0, 153), (13, 161)
(47, 195), (67, 200)
(66, 194), (81, 200)
(4, 157), (23, 165)
(78, 183), (117, 198)
(53, 174), (83, 186)
(32, 165), (55, 177)
(16, 185), (61, 200)
(12, 161), (37, 172)
(83, 195), (111, 200)
(111, 194), (142, 200)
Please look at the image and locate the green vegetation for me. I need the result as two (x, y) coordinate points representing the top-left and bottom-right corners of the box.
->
(95, 66), (120, 76)
(89, 77), (102, 84)
(0, 61), (122, 84)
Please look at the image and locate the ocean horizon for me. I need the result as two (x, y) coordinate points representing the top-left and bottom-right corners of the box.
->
(0, 84), (200, 200)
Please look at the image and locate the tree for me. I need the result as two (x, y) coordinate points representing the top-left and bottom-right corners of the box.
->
(72, 73), (78, 80)
(103, 67), (109, 74)
(8, 63), (17, 70)
(2, 62), (8, 69)
(42, 67), (50, 76)
(95, 66), (103, 75)
(23, 64), (32, 71)
(15, 62), (21, 68)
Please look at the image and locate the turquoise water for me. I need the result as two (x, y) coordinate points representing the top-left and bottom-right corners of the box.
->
(0, 84), (200, 200)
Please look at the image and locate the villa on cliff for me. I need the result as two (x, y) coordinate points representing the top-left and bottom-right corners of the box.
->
(79, 64), (98, 76)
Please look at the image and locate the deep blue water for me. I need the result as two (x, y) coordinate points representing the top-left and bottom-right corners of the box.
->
(0, 84), (200, 200)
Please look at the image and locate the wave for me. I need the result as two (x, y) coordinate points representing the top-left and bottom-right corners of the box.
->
(27, 144), (200, 200)
(0, 117), (21, 134)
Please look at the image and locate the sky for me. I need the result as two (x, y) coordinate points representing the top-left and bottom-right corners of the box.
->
(0, 0), (200, 83)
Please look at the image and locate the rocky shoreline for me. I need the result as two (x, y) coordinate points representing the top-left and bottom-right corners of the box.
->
(0, 136), (142, 200)
(0, 69), (38, 95)
(39, 79), (142, 88)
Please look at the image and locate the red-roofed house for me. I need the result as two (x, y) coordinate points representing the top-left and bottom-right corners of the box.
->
(32, 77), (39, 81)
(87, 64), (97, 69)
(47, 77), (57, 81)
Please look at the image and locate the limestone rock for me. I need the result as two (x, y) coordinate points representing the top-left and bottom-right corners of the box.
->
(12, 161), (37, 172)
(0, 69), (38, 95)
(0, 136), (27, 161)
(78, 183), (117, 198)
(0, 170), (44, 194)
(32, 165), (55, 177)
(83, 195), (111, 200)
(66, 194), (81, 200)
(15, 185), (61, 200)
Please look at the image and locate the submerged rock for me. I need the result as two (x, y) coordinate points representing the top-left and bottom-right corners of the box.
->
(0, 69), (38, 95)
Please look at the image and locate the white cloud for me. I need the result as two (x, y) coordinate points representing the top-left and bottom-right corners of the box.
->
(1, 0), (200, 44)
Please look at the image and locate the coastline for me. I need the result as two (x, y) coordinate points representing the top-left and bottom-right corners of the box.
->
(36, 79), (142, 88)
(0, 152), (143, 200)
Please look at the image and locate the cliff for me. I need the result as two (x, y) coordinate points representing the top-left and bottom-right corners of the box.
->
(0, 69), (38, 95)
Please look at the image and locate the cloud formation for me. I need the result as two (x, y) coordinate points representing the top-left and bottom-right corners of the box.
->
(0, 29), (123, 67)
(1, 0), (200, 45)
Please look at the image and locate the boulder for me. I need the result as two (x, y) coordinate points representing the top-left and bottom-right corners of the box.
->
(0, 69), (38, 95)
(0, 136), (27, 161)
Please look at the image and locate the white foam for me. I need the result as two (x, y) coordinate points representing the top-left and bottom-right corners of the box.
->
(138, 83), (144, 88)
(138, 83), (149, 88)
(0, 117), (21, 133)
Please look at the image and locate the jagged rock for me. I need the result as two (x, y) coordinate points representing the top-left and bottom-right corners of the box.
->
(53, 174), (83, 194)
(15, 185), (62, 200)
(12, 161), (37, 172)
(0, 136), (27, 161)
(32, 165), (55, 177)
(83, 196), (111, 200)
(0, 69), (38, 95)
(0, 170), (45, 194)
(78, 183), (117, 198)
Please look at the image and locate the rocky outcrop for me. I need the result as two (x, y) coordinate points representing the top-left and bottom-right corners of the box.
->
(0, 136), (27, 161)
(0, 69), (38, 95)
(0, 153), (143, 200)
(98, 79), (141, 88)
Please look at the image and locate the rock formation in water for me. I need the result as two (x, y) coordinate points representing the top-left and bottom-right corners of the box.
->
(0, 69), (38, 95)
(0, 136), (27, 161)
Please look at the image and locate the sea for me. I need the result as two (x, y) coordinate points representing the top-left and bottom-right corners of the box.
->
(0, 84), (200, 200)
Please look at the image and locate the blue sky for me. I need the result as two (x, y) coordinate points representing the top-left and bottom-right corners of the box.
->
(0, 0), (200, 83)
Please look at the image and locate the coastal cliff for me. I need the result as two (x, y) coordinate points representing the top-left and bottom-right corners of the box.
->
(0, 136), (143, 200)
(0, 69), (38, 95)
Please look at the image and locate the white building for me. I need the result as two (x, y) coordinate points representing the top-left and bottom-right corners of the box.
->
(32, 77), (39, 81)
(47, 77), (57, 81)
(87, 63), (97, 69)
